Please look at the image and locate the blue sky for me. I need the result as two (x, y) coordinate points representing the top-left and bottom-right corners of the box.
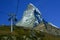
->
(0, 0), (60, 27)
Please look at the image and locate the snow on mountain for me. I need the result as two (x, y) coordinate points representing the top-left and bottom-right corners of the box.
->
(48, 22), (59, 28)
(16, 3), (42, 28)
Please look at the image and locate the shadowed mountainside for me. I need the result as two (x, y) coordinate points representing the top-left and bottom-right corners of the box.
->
(0, 25), (60, 40)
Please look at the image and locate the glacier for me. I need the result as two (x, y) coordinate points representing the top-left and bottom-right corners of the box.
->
(16, 3), (43, 28)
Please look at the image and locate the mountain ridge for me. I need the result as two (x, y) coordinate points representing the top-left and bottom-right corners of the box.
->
(34, 20), (60, 36)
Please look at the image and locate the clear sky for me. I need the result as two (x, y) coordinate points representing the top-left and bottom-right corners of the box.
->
(0, 0), (60, 27)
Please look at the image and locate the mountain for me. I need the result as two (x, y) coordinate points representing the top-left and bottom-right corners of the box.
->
(16, 3), (60, 36)
(16, 3), (42, 28)
(0, 3), (59, 40)
(34, 20), (60, 36)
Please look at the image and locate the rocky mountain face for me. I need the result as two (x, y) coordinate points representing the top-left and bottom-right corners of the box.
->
(16, 3), (60, 36)
(34, 21), (60, 36)
(16, 3), (42, 28)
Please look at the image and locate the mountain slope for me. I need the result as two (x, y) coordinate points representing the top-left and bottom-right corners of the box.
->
(0, 26), (60, 40)
(34, 21), (60, 36)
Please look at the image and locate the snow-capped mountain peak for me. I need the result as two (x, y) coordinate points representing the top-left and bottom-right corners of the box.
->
(16, 3), (42, 28)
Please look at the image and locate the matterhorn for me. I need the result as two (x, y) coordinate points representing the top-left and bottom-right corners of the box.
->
(16, 3), (42, 28)
(16, 3), (60, 35)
